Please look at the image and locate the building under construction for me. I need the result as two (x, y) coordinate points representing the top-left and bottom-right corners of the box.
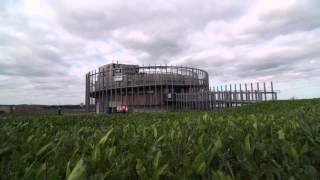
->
(85, 63), (277, 113)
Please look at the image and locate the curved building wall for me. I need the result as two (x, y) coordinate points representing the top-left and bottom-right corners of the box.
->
(85, 63), (209, 113)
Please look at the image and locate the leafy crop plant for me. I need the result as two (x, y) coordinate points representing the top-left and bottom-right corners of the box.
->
(0, 99), (319, 179)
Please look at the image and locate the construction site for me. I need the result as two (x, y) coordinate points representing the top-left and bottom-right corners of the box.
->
(85, 63), (278, 113)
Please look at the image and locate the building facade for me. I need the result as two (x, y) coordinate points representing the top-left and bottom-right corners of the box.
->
(85, 63), (209, 113)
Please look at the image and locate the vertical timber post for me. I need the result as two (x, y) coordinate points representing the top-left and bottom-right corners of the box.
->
(240, 83), (243, 106)
(250, 82), (254, 103)
(263, 82), (267, 101)
(245, 83), (248, 104)
(271, 81), (275, 100)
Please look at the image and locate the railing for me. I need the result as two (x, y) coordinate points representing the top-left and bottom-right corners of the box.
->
(170, 82), (278, 111)
(86, 65), (209, 92)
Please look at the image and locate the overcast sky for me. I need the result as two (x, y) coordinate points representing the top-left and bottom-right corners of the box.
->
(0, 0), (319, 104)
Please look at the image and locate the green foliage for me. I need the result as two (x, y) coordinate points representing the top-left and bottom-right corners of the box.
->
(67, 159), (86, 180)
(0, 99), (320, 179)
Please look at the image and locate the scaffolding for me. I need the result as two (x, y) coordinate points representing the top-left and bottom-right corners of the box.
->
(85, 63), (277, 113)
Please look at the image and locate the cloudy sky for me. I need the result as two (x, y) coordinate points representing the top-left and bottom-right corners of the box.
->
(1, 0), (319, 104)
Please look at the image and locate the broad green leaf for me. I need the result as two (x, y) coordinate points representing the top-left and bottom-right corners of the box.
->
(244, 135), (251, 153)
(99, 128), (113, 145)
(92, 146), (101, 163)
(288, 145), (299, 164)
(208, 136), (222, 162)
(155, 135), (165, 144)
(300, 142), (309, 155)
(203, 113), (208, 121)
(27, 135), (34, 143)
(153, 151), (161, 169)
(277, 130), (285, 140)
(67, 159), (86, 180)
(136, 159), (147, 179)
(153, 164), (168, 180)
(196, 162), (206, 175)
(153, 126), (158, 138)
(66, 160), (71, 178)
(36, 142), (53, 157)
(197, 134), (204, 150)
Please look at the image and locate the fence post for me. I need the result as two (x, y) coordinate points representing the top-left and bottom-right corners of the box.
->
(271, 81), (274, 100)
(250, 83), (254, 103)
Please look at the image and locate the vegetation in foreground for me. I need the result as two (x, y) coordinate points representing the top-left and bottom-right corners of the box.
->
(0, 100), (319, 179)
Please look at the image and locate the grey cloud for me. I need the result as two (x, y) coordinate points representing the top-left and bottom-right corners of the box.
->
(116, 34), (187, 64)
(180, 30), (320, 83)
(50, 0), (251, 64)
(247, 1), (320, 39)
(0, 59), (67, 77)
(0, 39), (71, 77)
(55, 0), (250, 39)
(1, 0), (320, 104)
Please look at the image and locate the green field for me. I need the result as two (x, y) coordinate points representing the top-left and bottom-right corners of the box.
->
(1, 100), (319, 179)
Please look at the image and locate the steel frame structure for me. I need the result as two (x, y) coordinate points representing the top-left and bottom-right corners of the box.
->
(85, 63), (277, 113)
